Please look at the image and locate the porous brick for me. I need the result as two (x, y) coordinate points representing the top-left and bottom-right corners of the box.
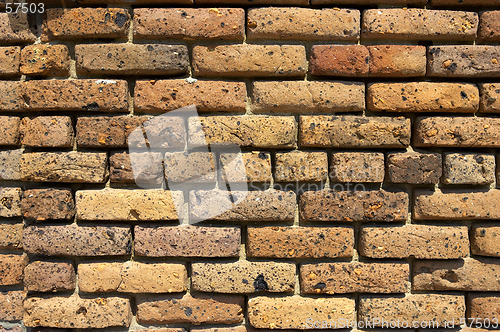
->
(468, 295), (500, 320)
(313, 0), (426, 4)
(0, 223), (23, 250)
(0, 150), (22, 181)
(0, 254), (27, 286)
(135, 115), (186, 149)
(21, 188), (75, 222)
(164, 152), (216, 183)
(478, 11), (500, 42)
(0, 81), (21, 111)
(24, 261), (76, 292)
(310, 45), (369, 76)
(0, 46), (20, 76)
(20, 45), (69, 76)
(387, 152), (442, 184)
(0, 116), (20, 145)
(471, 226), (500, 257)
(109, 151), (164, 185)
(367, 45), (426, 77)
(0, 291), (25, 321)
(275, 151), (328, 182)
(197, 0), (306, 4)
(331, 152), (385, 183)
(480, 83), (500, 113)
(0, 13), (36, 43)
(443, 153), (495, 185)
(20, 116), (73, 147)
(220, 152), (272, 183)
(431, 0), (500, 5)
(76, 116), (147, 148)
(0, 188), (21, 217)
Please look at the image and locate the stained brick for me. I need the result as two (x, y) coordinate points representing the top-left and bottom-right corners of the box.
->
(0, 188), (21, 217)
(0, 291), (25, 321)
(0, 116), (20, 145)
(331, 152), (384, 183)
(220, 151), (272, 183)
(0, 223), (23, 250)
(20, 116), (73, 147)
(471, 226), (500, 257)
(20, 45), (70, 76)
(428, 46), (500, 77)
(468, 295), (500, 321)
(0, 46), (20, 76)
(443, 153), (495, 185)
(0, 254), (27, 286)
(0, 81), (21, 111)
(310, 45), (369, 76)
(367, 45), (426, 77)
(480, 83), (500, 113)
(0, 150), (22, 181)
(0, 13), (36, 43)
(21, 188), (75, 222)
(478, 11), (500, 43)
(76, 116), (147, 148)
(109, 151), (164, 185)
(387, 152), (442, 184)
(275, 151), (328, 182)
(164, 152), (216, 183)
(24, 261), (76, 292)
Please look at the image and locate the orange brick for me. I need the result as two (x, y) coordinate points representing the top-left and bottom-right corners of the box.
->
(20, 45), (69, 76)
(310, 45), (369, 76)
(367, 45), (426, 77)
(0, 47), (20, 76)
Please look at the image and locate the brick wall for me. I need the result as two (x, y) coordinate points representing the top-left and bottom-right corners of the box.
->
(0, 0), (499, 331)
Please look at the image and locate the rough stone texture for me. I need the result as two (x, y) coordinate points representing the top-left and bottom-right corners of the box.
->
(24, 261), (76, 292)
(0, 46), (20, 76)
(23, 225), (132, 256)
(0, 223), (23, 250)
(367, 45), (426, 77)
(135, 79), (247, 113)
(367, 82), (479, 112)
(0, 327), (21, 332)
(79, 262), (187, 293)
(313, 0), (426, 3)
(247, 8), (359, 40)
(135, 225), (240, 257)
(310, 45), (369, 76)
(432, 0), (500, 4)
(443, 153), (495, 185)
(20, 116), (73, 147)
(248, 297), (355, 329)
(21, 188), (75, 222)
(164, 152), (216, 183)
(300, 189), (408, 222)
(413, 258), (500, 291)
(0, 116), (20, 145)
(131, 115), (186, 149)
(387, 152), (442, 184)
(480, 83), (500, 113)
(299, 115), (411, 148)
(363, 9), (478, 41)
(23, 296), (132, 328)
(428, 45), (500, 77)
(471, 226), (500, 257)
(468, 295), (500, 320)
(359, 295), (465, 327)
(20, 45), (70, 76)
(0, 188), (21, 217)
(252, 81), (364, 113)
(197, 0), (306, 4)
(76, 116), (147, 148)
(478, 11), (500, 43)
(134, 8), (244, 40)
(0, 254), (27, 286)
(275, 151), (328, 182)
(109, 151), (164, 185)
(301, 262), (409, 294)
(0, 291), (25, 321)
(193, 45), (307, 77)
(20, 152), (108, 183)
(331, 152), (385, 183)
(220, 151), (272, 183)
(413, 190), (500, 220)
(359, 225), (469, 259)
(247, 226), (354, 258)
(0, 81), (21, 111)
(0, 13), (36, 43)
(137, 294), (244, 325)
(0, 150), (22, 181)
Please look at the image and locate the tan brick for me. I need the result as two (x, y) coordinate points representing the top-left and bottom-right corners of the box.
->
(387, 152), (442, 184)
(480, 83), (500, 113)
(310, 45), (369, 76)
(0, 188), (21, 217)
(0, 47), (20, 76)
(24, 296), (132, 328)
(331, 152), (384, 183)
(0, 13), (35, 43)
(247, 226), (354, 258)
(24, 261), (76, 292)
(192, 328), (246, 332)
(428, 46), (500, 77)
(368, 82), (479, 112)
(20, 152), (108, 183)
(0, 223), (23, 250)
(21, 188), (75, 222)
(248, 8), (359, 40)
(220, 152), (272, 183)
(20, 116), (73, 147)
(76, 116), (147, 148)
(76, 189), (182, 221)
(0, 81), (21, 111)
(468, 295), (500, 320)
(134, 8), (244, 40)
(164, 152), (216, 183)
(301, 262), (409, 294)
(432, 0), (500, 5)
(359, 295), (465, 327)
(135, 115), (186, 149)
(109, 151), (164, 185)
(193, 44), (306, 77)
(363, 9), (478, 41)
(300, 189), (408, 222)
(20, 45), (69, 76)
(79, 262), (187, 293)
(360, 225), (469, 259)
(299, 115), (410, 148)
(413, 258), (500, 291)
(0, 150), (22, 181)
(135, 225), (240, 257)
(252, 81), (365, 113)
(0, 116), (20, 145)
(413, 190), (500, 220)
(135, 79), (247, 113)
(0, 254), (27, 286)
(443, 153), (495, 185)
(137, 294), (244, 324)
(275, 151), (328, 182)
(472, 226), (500, 257)
(478, 11), (500, 42)
(0, 291), (25, 321)
(197, 0), (306, 4)
(414, 117), (500, 147)
(313, 0), (426, 4)
(248, 296), (355, 329)
(367, 45), (426, 77)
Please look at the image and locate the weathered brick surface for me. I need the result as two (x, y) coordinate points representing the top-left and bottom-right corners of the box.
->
(220, 152), (272, 183)
(301, 262), (409, 294)
(0, 188), (21, 217)
(443, 153), (495, 185)
(387, 152), (442, 184)
(471, 226), (500, 257)
(0, 81), (21, 111)
(0, 13), (35, 43)
(367, 45), (426, 77)
(0, 47), (20, 76)
(300, 189), (408, 222)
(197, 0), (306, 4)
(359, 225), (469, 259)
(109, 151), (164, 185)
(0, 116), (20, 145)
(480, 83), (500, 113)
(164, 152), (216, 183)
(331, 152), (384, 183)
(76, 116), (146, 148)
(134, 8), (244, 40)
(0, 150), (22, 181)
(0, 291), (25, 321)
(431, 0), (500, 5)
(20, 116), (73, 147)
(21, 188), (75, 222)
(0, 254), (27, 286)
(20, 45), (69, 76)
(428, 46), (500, 77)
(478, 11), (500, 42)
(413, 258), (500, 291)
(313, 0), (426, 3)
(310, 45), (369, 76)
(0, 223), (23, 250)
(24, 261), (76, 292)
(468, 295), (500, 320)
(275, 151), (328, 182)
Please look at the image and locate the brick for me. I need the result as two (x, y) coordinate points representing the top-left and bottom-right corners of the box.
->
(21, 79), (128, 112)
(414, 190), (500, 220)
(472, 226), (500, 257)
(192, 261), (295, 293)
(367, 82), (479, 112)
(313, 0), (426, 4)
(0, 188), (21, 217)
(23, 224), (131, 256)
(0, 327), (21, 332)
(310, 45), (369, 76)
(0, 291), (25, 321)
(193, 45), (306, 77)
(301, 262), (409, 294)
(21, 189), (75, 222)
(367, 45), (426, 77)
(363, 9), (478, 41)
(220, 151), (272, 183)
(190, 189), (296, 221)
(387, 152), (442, 184)
(164, 152), (216, 183)
(46, 8), (130, 39)
(197, 0), (306, 4)
(247, 8), (359, 41)
(413, 258), (500, 291)
(0, 47), (20, 76)
(478, 11), (500, 42)
(300, 116), (410, 148)
(134, 8), (244, 40)
(0, 150), (22, 181)
(443, 153), (495, 185)
(248, 297), (355, 329)
(109, 151), (164, 185)
(137, 294), (244, 324)
(132, 115), (186, 149)
(360, 225), (469, 259)
(20, 45), (69, 76)
(189, 116), (297, 149)
(480, 83), (500, 113)
(76, 116), (147, 148)
(20, 152), (108, 183)
(79, 262), (187, 293)
(0, 116), (20, 145)
(428, 46), (500, 77)
(247, 226), (354, 258)
(0, 81), (21, 111)
(331, 152), (384, 183)
(0, 13), (36, 43)
(24, 261), (76, 292)
(468, 295), (500, 320)
(431, 0), (500, 4)
(76, 189), (182, 221)
(414, 117), (500, 147)
(192, 328), (245, 332)
(0, 254), (26, 286)
(0, 223), (23, 250)
(252, 81), (365, 113)
(135, 225), (240, 257)
(275, 151), (328, 182)
(359, 295), (465, 327)
(24, 296), (131, 328)
(20, 116), (73, 147)
(135, 79), (247, 113)
(300, 189), (408, 222)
